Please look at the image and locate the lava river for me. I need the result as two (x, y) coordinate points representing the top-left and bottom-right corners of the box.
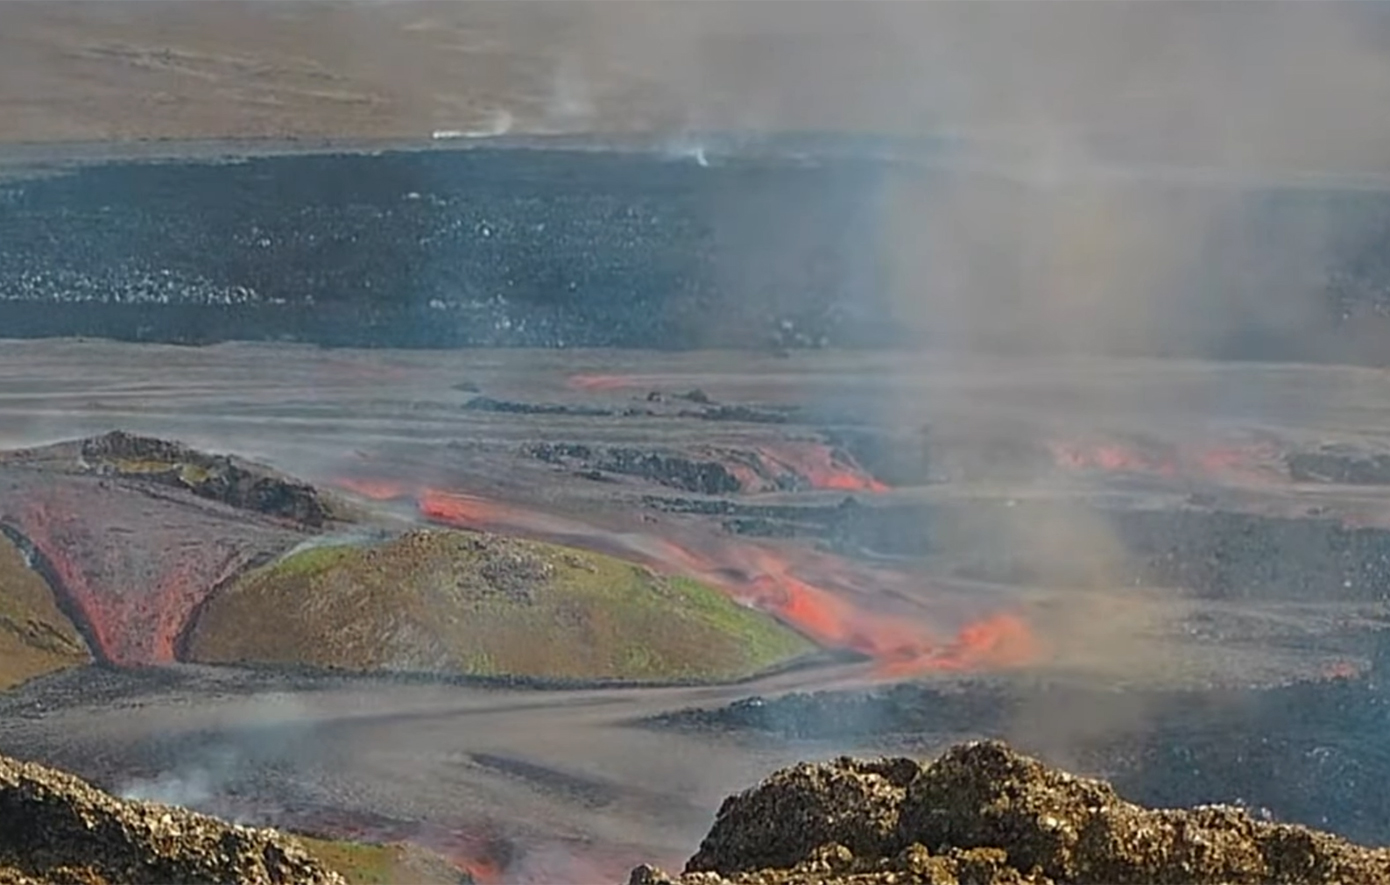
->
(336, 477), (1040, 675)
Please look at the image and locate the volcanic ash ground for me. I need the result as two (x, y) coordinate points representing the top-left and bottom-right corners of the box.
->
(629, 740), (1390, 885)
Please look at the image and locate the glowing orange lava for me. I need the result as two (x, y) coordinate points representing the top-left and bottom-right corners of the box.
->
(754, 443), (889, 493)
(1049, 439), (1280, 484)
(343, 479), (1040, 677)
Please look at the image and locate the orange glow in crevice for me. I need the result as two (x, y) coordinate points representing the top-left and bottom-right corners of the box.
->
(333, 478), (1040, 676)
(751, 442), (889, 493)
(1048, 439), (1280, 484)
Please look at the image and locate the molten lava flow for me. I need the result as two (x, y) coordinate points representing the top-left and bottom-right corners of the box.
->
(17, 497), (263, 665)
(3, 480), (300, 666)
(1049, 438), (1281, 484)
(753, 443), (889, 493)
(13, 499), (117, 662)
(923, 612), (1041, 671)
(385, 482), (1039, 676)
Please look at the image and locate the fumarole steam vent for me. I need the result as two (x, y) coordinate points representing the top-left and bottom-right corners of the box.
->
(0, 751), (344, 885)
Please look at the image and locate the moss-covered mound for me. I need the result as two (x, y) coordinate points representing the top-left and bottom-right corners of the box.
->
(0, 533), (89, 690)
(632, 740), (1390, 885)
(185, 528), (814, 683)
(295, 837), (471, 885)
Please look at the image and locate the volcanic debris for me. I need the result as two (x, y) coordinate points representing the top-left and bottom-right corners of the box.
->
(1287, 450), (1390, 485)
(74, 431), (336, 527)
(0, 751), (344, 885)
(629, 741), (1390, 885)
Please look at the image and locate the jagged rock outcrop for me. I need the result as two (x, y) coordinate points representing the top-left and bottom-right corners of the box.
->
(631, 740), (1390, 885)
(0, 752), (345, 885)
(77, 431), (337, 527)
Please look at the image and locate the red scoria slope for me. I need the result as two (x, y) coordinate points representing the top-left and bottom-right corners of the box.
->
(0, 435), (320, 665)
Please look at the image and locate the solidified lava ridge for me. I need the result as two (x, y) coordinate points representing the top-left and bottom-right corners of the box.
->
(631, 740), (1390, 885)
(0, 750), (345, 885)
(526, 440), (887, 494)
(2, 430), (348, 527)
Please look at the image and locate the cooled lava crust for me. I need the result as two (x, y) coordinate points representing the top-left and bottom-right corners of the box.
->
(0, 749), (344, 885)
(630, 740), (1390, 884)
(4, 142), (1390, 364)
(649, 659), (1390, 849)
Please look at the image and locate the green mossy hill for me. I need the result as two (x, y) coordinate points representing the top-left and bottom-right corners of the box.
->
(186, 529), (815, 682)
(296, 837), (473, 885)
(0, 751), (343, 885)
(632, 740), (1390, 885)
(0, 534), (90, 690)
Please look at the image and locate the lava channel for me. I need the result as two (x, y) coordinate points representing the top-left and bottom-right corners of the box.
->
(0, 477), (299, 665)
(1048, 437), (1281, 484)
(336, 479), (1039, 676)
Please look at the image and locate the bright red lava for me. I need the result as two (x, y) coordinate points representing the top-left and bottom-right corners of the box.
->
(753, 442), (889, 493)
(336, 478), (1039, 676)
(14, 494), (247, 665)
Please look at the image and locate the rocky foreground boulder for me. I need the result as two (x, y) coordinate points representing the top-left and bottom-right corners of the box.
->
(630, 740), (1390, 885)
(0, 752), (344, 885)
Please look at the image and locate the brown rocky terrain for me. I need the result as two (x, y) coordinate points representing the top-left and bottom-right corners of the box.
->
(0, 751), (344, 885)
(4, 431), (352, 529)
(630, 741), (1390, 885)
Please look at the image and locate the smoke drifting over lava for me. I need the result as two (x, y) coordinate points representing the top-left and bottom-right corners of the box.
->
(333, 477), (1040, 676)
(532, 0), (1390, 755)
(7, 6), (1390, 883)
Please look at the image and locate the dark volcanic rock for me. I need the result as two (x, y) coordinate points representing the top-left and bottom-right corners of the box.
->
(529, 443), (744, 495)
(528, 442), (872, 495)
(0, 751), (343, 885)
(637, 741), (1390, 885)
(649, 669), (1390, 850)
(686, 757), (919, 874)
(463, 397), (616, 418)
(76, 431), (336, 527)
(0, 146), (889, 351)
(2, 431), (342, 528)
(1287, 450), (1390, 485)
(6, 145), (1390, 363)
